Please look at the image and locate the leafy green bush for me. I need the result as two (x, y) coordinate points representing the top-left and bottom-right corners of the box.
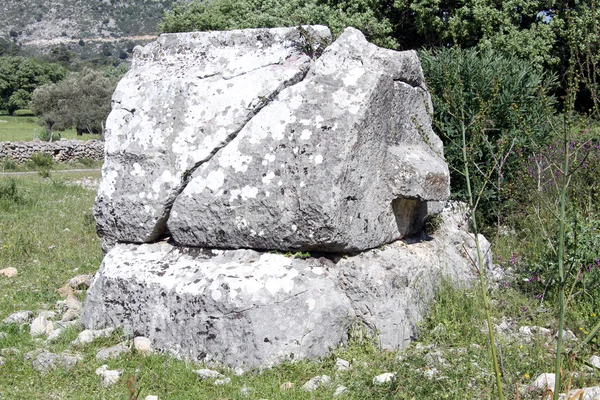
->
(12, 109), (34, 116)
(1, 158), (17, 171)
(0, 178), (23, 206)
(420, 47), (557, 228)
(38, 129), (61, 142)
(26, 152), (54, 169)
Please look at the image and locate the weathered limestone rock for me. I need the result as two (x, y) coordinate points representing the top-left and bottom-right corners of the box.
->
(83, 26), (487, 369)
(95, 25), (448, 253)
(82, 203), (489, 368)
(169, 27), (447, 252)
(83, 243), (355, 368)
(95, 26), (331, 250)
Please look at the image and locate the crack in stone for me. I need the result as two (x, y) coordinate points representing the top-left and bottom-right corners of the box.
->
(393, 77), (426, 91)
(217, 289), (310, 318)
(147, 64), (314, 241)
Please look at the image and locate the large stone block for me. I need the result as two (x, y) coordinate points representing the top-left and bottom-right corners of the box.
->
(95, 26), (332, 249)
(83, 203), (491, 368)
(95, 26), (449, 252)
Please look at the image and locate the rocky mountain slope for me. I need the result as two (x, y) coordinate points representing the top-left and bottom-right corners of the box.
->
(0, 0), (184, 59)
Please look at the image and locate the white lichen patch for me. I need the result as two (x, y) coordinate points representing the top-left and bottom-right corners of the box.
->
(331, 88), (361, 115)
(235, 216), (248, 229)
(165, 251), (299, 301)
(229, 185), (259, 202)
(300, 130), (312, 141)
(342, 67), (366, 86)
(172, 126), (198, 155)
(261, 153), (276, 166)
(152, 170), (179, 194)
(262, 171), (276, 185)
(218, 141), (253, 173)
(130, 163), (146, 177)
(98, 169), (120, 197)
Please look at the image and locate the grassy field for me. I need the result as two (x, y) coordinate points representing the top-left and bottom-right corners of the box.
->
(0, 172), (599, 399)
(0, 116), (102, 142)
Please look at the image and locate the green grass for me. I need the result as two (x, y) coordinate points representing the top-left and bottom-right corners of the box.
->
(0, 173), (599, 399)
(0, 116), (102, 142)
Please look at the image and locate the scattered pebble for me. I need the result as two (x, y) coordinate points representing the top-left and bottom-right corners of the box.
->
(95, 364), (123, 387)
(145, 396), (159, 400)
(96, 342), (130, 361)
(214, 377), (231, 386)
(240, 386), (252, 396)
(0, 332), (7, 339)
(335, 358), (350, 371)
(333, 385), (348, 397)
(532, 373), (556, 390)
(32, 351), (81, 372)
(68, 274), (94, 290)
(590, 355), (600, 370)
(133, 336), (153, 354)
(301, 375), (331, 391)
(3, 310), (33, 324)
(373, 372), (396, 385)
(30, 315), (54, 337)
(46, 320), (82, 343)
(0, 267), (17, 278)
(1, 348), (20, 356)
(280, 381), (294, 390)
(72, 327), (114, 346)
(193, 368), (223, 380)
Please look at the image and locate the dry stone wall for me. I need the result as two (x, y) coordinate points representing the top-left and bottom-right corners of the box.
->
(0, 140), (104, 164)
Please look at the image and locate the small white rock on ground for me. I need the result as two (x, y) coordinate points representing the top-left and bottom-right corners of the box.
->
(96, 364), (123, 387)
(72, 327), (114, 346)
(31, 350), (82, 372)
(333, 385), (348, 397)
(240, 386), (252, 396)
(4, 310), (33, 324)
(144, 396), (159, 400)
(30, 316), (54, 337)
(589, 355), (600, 369)
(46, 320), (83, 343)
(133, 336), (153, 354)
(193, 368), (223, 380)
(96, 342), (129, 361)
(533, 373), (556, 390)
(214, 377), (231, 386)
(0, 267), (17, 278)
(373, 372), (396, 384)
(301, 375), (332, 391)
(335, 358), (350, 371)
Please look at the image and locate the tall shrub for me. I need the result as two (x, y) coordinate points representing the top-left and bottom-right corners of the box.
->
(420, 47), (557, 228)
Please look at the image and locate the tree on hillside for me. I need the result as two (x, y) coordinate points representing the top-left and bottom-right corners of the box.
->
(32, 69), (119, 136)
(0, 38), (20, 56)
(0, 56), (67, 114)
